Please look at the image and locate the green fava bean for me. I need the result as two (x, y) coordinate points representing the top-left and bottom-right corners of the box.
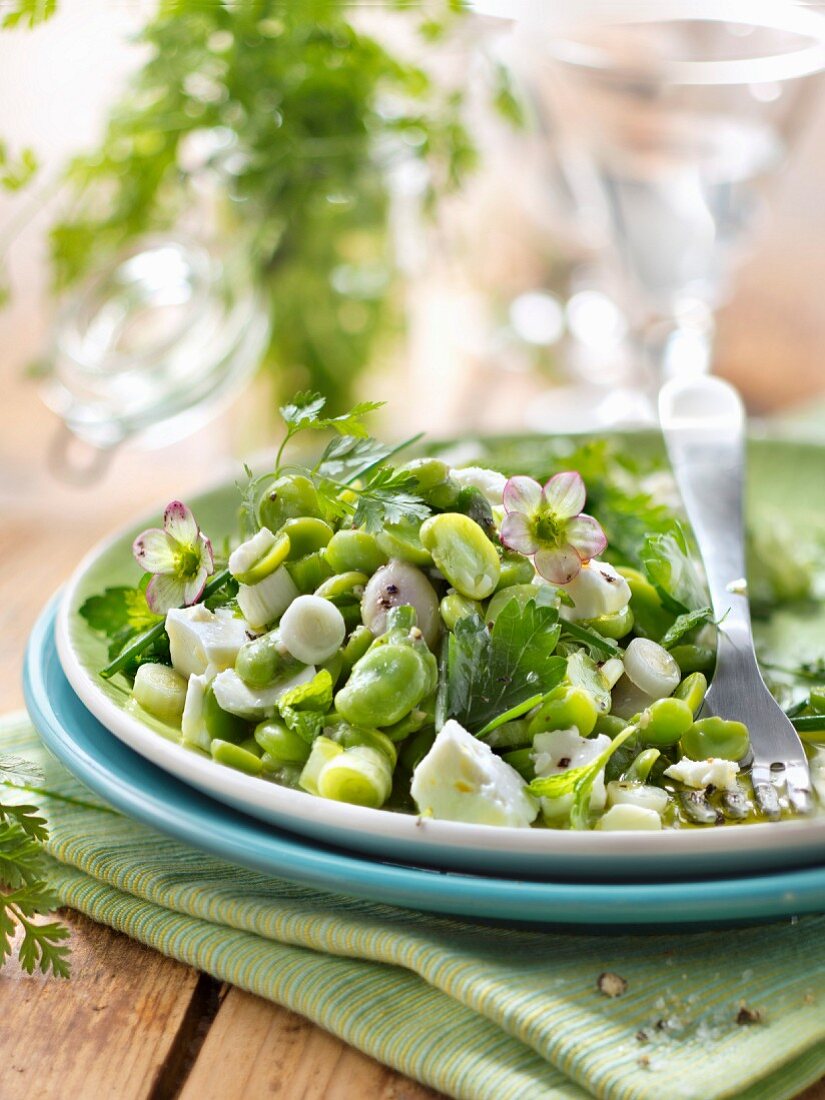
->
(617, 567), (673, 640)
(681, 717), (750, 762)
(286, 550), (333, 594)
(203, 685), (250, 744)
(315, 570), (369, 604)
(527, 687), (598, 738)
(334, 645), (431, 727)
(324, 530), (387, 575)
(233, 530), (291, 586)
(622, 748), (660, 783)
(419, 513), (500, 600)
(398, 458), (452, 494)
(211, 739), (263, 775)
(494, 553), (535, 592)
(594, 714), (628, 738)
(258, 474), (322, 529)
(580, 605), (635, 640)
(341, 625), (374, 677)
(501, 747), (534, 780)
(281, 516), (334, 560)
(669, 644), (716, 675)
(236, 631), (291, 689)
(642, 697), (694, 747)
(254, 719), (311, 766)
(376, 520), (433, 566)
(674, 672), (708, 717)
(440, 592), (482, 631)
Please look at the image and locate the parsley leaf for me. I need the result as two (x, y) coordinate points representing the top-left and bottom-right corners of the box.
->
(440, 599), (566, 734)
(79, 585), (162, 638)
(314, 435), (394, 482)
(351, 467), (430, 534)
(528, 724), (637, 829)
(276, 670), (334, 744)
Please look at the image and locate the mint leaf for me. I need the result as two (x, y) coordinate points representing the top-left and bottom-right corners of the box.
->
(641, 529), (708, 614)
(660, 607), (714, 649)
(277, 670), (334, 744)
(441, 599), (566, 734)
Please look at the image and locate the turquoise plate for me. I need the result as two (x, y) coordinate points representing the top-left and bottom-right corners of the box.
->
(24, 597), (825, 926)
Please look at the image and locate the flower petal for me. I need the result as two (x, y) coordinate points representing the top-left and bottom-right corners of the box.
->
(163, 500), (199, 545)
(542, 471), (586, 519)
(145, 572), (187, 614)
(502, 475), (543, 516)
(500, 511), (540, 555)
(534, 543), (583, 585)
(133, 528), (176, 573)
(565, 513), (607, 561)
(181, 565), (209, 606)
(199, 533), (215, 574)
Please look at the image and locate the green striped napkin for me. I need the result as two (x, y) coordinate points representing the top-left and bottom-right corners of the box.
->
(5, 712), (825, 1100)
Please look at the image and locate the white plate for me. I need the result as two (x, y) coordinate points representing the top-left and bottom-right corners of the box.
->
(55, 441), (825, 880)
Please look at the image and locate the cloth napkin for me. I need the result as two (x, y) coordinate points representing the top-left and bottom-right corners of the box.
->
(4, 712), (825, 1100)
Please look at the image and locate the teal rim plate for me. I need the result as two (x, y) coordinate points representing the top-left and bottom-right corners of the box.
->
(25, 596), (825, 925)
(53, 433), (825, 881)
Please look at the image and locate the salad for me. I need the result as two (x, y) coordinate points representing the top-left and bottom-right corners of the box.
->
(80, 393), (825, 831)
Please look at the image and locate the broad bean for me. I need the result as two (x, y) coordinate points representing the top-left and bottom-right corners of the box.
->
(281, 516), (334, 560)
(527, 686), (598, 738)
(674, 672), (708, 717)
(419, 513), (501, 600)
(681, 717), (750, 762)
(258, 474), (322, 529)
(324, 530), (387, 575)
(641, 697), (694, 747)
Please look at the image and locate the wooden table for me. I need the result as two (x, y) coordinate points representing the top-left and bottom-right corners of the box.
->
(2, 88), (825, 1100)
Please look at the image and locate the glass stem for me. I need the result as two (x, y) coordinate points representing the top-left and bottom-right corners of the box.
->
(634, 299), (716, 389)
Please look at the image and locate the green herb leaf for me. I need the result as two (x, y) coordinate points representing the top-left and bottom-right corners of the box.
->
(277, 670), (334, 744)
(351, 467), (430, 534)
(442, 599), (565, 734)
(559, 621), (620, 660)
(1, 0), (57, 29)
(79, 586), (162, 639)
(641, 529), (708, 614)
(660, 607), (714, 649)
(314, 435), (394, 482)
(528, 724), (637, 829)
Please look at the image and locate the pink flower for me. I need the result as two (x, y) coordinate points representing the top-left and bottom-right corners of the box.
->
(132, 501), (214, 614)
(499, 471), (607, 585)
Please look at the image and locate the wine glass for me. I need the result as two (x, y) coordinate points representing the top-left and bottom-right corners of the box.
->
(510, 0), (825, 424)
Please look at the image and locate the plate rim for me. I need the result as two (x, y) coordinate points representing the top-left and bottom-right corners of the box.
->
(54, 435), (825, 869)
(25, 597), (825, 923)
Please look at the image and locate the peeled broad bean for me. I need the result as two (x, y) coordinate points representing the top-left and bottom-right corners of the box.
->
(236, 630), (293, 689)
(203, 684), (251, 744)
(527, 686), (598, 738)
(254, 719), (311, 766)
(419, 513), (500, 599)
(674, 672), (708, 717)
(324, 529), (387, 575)
(617, 566), (673, 640)
(279, 594), (346, 665)
(486, 582), (557, 624)
(376, 520), (433, 566)
(494, 552), (535, 592)
(281, 516), (334, 560)
(211, 739), (264, 776)
(258, 474), (322, 529)
(681, 717), (750, 762)
(335, 644), (432, 728)
(286, 550), (333, 594)
(669, 644), (716, 675)
(440, 591), (482, 631)
(641, 697), (694, 747)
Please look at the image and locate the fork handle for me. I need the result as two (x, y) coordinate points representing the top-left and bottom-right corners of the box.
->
(658, 377), (756, 662)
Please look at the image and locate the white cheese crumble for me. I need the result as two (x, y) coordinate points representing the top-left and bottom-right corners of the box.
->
(598, 804), (663, 831)
(450, 466), (507, 507)
(212, 664), (316, 720)
(411, 720), (538, 828)
(558, 560), (631, 622)
(664, 757), (740, 791)
(166, 606), (250, 679)
(531, 729), (611, 823)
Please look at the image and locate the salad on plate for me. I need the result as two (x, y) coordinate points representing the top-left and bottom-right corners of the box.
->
(79, 394), (825, 832)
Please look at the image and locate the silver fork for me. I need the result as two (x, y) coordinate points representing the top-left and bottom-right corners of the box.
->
(659, 376), (812, 820)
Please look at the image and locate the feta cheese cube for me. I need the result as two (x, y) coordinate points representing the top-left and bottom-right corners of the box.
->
(166, 605), (250, 679)
(531, 729), (611, 823)
(411, 720), (538, 828)
(211, 664), (316, 720)
(228, 527), (277, 578)
(664, 757), (740, 791)
(558, 560), (631, 622)
(450, 466), (507, 507)
(597, 804), (662, 831)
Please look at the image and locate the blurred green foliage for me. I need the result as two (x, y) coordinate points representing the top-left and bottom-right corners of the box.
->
(43, 1), (477, 410)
